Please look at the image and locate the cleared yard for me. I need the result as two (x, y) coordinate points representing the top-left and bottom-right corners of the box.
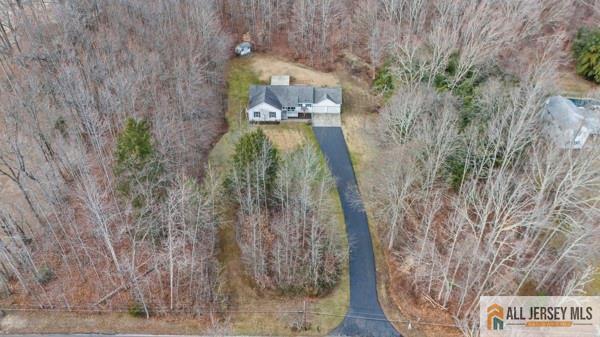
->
(250, 54), (340, 87)
(261, 123), (311, 152)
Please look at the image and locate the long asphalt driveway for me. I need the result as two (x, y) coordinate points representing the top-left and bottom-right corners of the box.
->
(313, 127), (400, 337)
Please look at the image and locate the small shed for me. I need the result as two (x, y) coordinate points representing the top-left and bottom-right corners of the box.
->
(270, 75), (290, 86)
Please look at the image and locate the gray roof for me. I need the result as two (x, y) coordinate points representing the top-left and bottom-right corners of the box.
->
(249, 86), (282, 109)
(314, 87), (342, 104)
(545, 96), (584, 130)
(249, 85), (342, 109)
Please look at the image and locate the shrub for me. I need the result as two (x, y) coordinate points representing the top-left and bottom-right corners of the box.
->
(373, 62), (395, 96)
(573, 27), (600, 83)
(445, 142), (505, 191)
(128, 302), (148, 318)
(455, 77), (479, 130)
(433, 52), (460, 91)
(54, 116), (68, 139)
(36, 266), (55, 285)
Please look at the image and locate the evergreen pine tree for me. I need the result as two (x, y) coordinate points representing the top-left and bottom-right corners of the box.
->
(114, 118), (163, 205)
(573, 27), (600, 83)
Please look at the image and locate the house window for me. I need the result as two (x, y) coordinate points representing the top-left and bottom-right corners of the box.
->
(254, 111), (260, 118)
(269, 111), (276, 118)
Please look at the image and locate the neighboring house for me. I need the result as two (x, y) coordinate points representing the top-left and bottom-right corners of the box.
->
(543, 96), (600, 149)
(247, 76), (342, 125)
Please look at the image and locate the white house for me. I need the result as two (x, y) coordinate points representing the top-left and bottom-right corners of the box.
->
(543, 96), (600, 149)
(247, 77), (342, 125)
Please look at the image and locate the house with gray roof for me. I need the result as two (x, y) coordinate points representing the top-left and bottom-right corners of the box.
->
(543, 96), (600, 149)
(247, 76), (342, 125)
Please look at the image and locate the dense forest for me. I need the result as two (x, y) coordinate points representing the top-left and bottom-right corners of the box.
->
(0, 0), (229, 315)
(359, 0), (600, 334)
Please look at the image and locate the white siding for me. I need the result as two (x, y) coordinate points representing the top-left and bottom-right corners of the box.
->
(248, 102), (282, 122)
(313, 98), (341, 114)
(286, 108), (299, 118)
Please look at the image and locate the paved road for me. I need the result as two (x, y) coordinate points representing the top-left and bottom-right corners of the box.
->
(313, 127), (400, 337)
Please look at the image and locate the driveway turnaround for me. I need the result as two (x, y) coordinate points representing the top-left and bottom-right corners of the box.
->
(313, 127), (401, 337)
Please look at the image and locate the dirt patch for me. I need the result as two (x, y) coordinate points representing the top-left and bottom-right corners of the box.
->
(0, 313), (27, 331)
(558, 69), (598, 96)
(342, 110), (378, 164)
(250, 54), (340, 87)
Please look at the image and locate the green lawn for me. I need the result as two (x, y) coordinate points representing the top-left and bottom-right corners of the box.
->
(208, 57), (261, 169)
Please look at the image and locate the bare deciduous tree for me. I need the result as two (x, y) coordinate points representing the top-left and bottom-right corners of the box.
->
(367, 25), (600, 334)
(0, 0), (229, 313)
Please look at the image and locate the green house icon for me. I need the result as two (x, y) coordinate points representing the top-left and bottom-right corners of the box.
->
(492, 316), (504, 330)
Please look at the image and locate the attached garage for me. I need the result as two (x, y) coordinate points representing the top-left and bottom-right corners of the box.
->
(312, 98), (341, 113)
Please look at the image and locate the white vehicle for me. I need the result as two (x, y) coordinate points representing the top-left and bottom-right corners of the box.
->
(234, 42), (252, 56)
